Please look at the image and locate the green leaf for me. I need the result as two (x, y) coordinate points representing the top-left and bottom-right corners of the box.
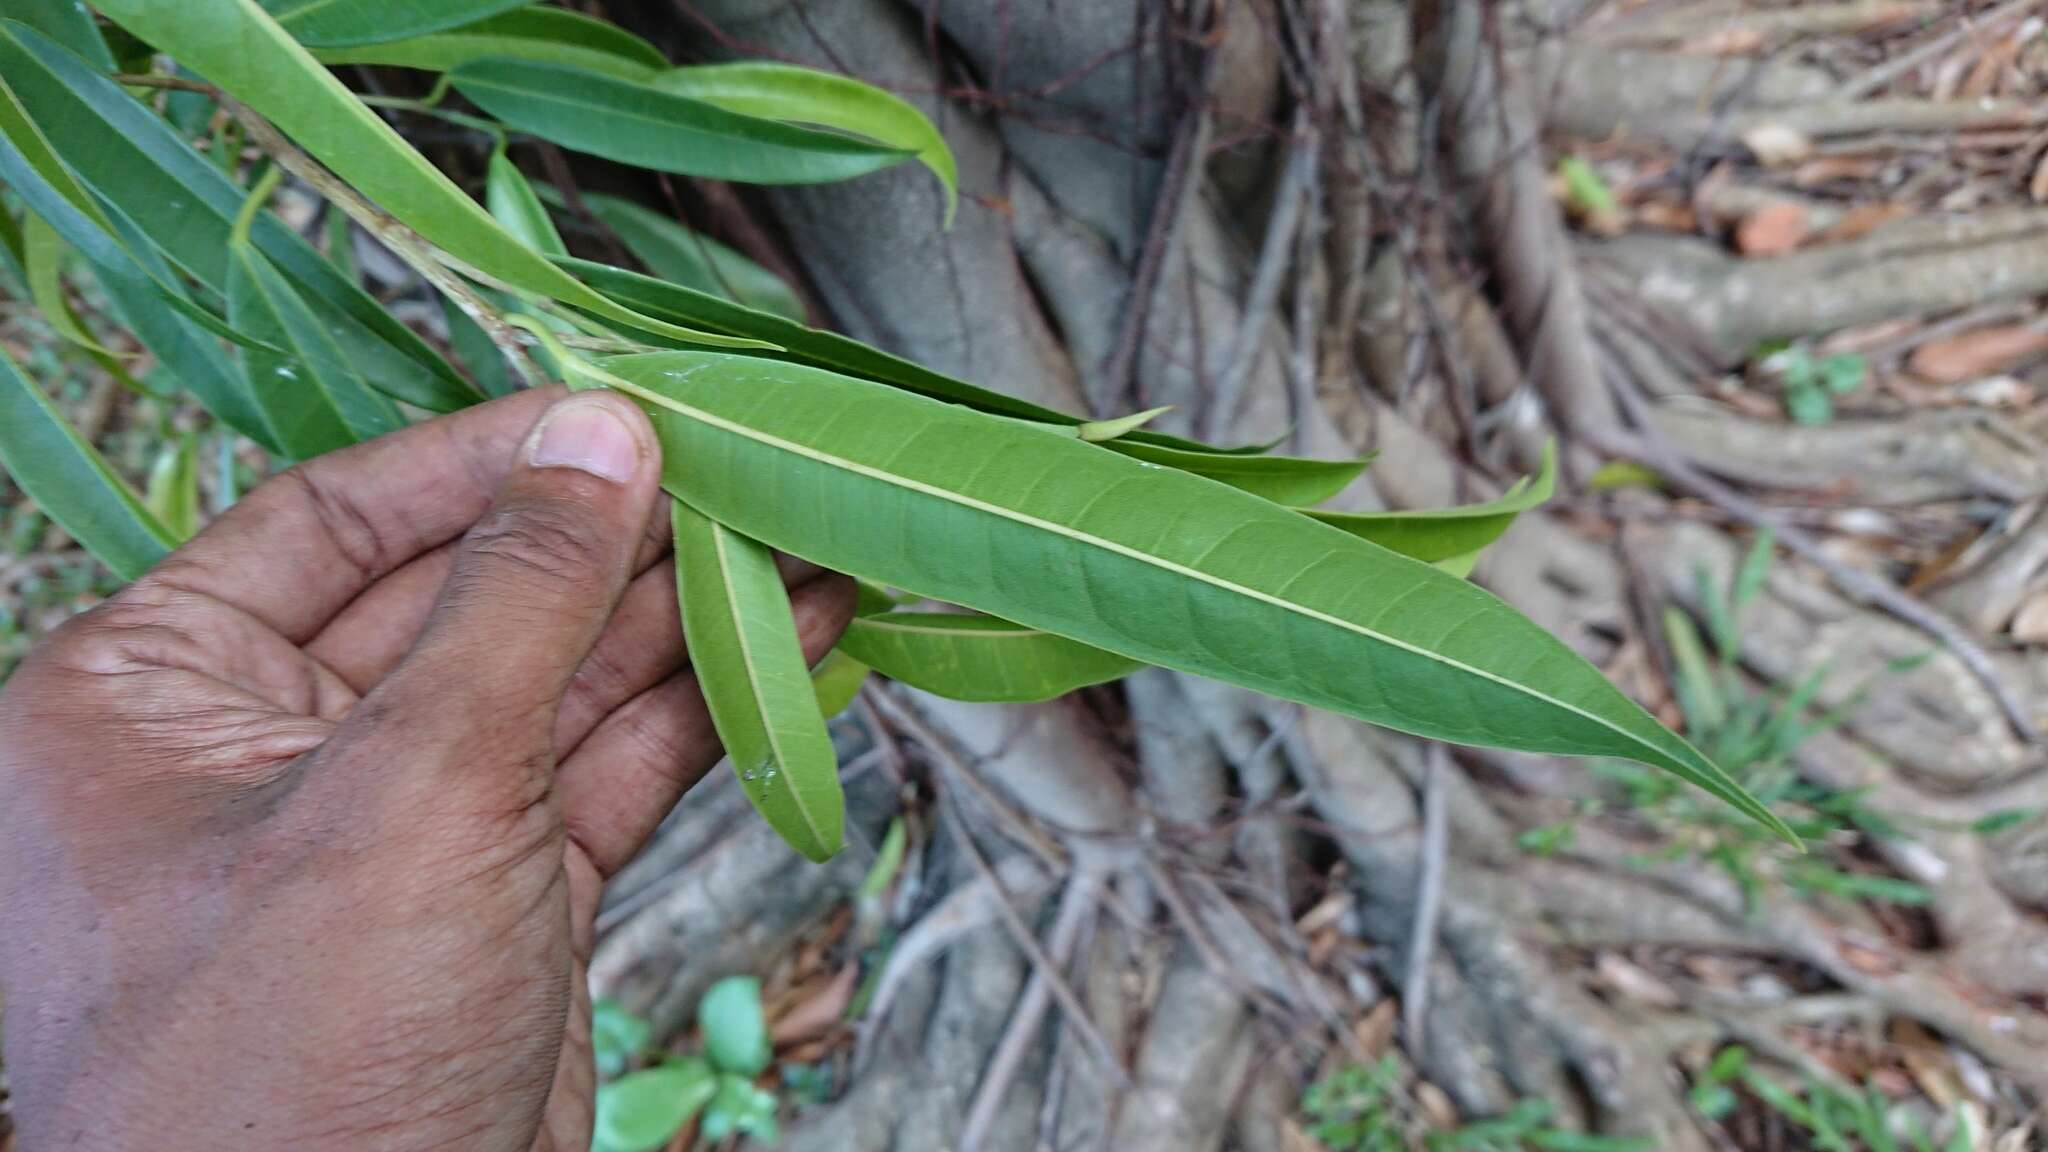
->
(838, 610), (1142, 702)
(1107, 437), (1372, 505)
(1970, 807), (2038, 835)
(697, 975), (771, 1077)
(1557, 155), (1617, 220)
(258, 0), (532, 49)
(440, 294), (515, 398)
(555, 255), (1237, 453)
(699, 1072), (778, 1143)
(310, 6), (664, 79)
(672, 500), (845, 862)
(229, 238), (401, 460)
(22, 211), (118, 356)
(653, 60), (957, 221)
(485, 147), (565, 257)
(811, 646), (870, 718)
(591, 999), (650, 1081)
(7, 0), (113, 68)
(858, 817), (906, 903)
(1076, 405), (1174, 443)
(0, 22), (482, 413)
(1307, 441), (1558, 565)
(560, 190), (802, 321)
(84, 2), (766, 351)
(607, 351), (1792, 843)
(451, 57), (914, 186)
(0, 342), (175, 580)
(592, 1059), (716, 1152)
(143, 434), (201, 541)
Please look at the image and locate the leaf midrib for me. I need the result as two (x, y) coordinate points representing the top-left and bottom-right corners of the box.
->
(614, 375), (1684, 770)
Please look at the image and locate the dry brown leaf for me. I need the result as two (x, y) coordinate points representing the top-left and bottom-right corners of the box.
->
(2030, 152), (2048, 202)
(1415, 1081), (1459, 1131)
(1743, 123), (1814, 168)
(1734, 202), (1812, 255)
(1632, 199), (1698, 231)
(1994, 1125), (2034, 1152)
(1354, 999), (1398, 1057)
(2011, 591), (2048, 645)
(770, 961), (859, 1046)
(1908, 325), (2048, 384)
(1814, 202), (1913, 245)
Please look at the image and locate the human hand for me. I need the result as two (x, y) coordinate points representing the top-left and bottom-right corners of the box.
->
(0, 388), (855, 1151)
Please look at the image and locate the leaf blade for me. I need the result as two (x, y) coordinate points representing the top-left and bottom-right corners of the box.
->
(310, 6), (664, 78)
(837, 611), (1141, 702)
(652, 61), (957, 219)
(0, 342), (175, 579)
(258, 0), (533, 49)
(451, 57), (914, 185)
(83, 1), (765, 350)
(1307, 441), (1557, 563)
(672, 500), (844, 861)
(615, 352), (1790, 843)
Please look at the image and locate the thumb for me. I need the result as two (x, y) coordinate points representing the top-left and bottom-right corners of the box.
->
(382, 390), (662, 737)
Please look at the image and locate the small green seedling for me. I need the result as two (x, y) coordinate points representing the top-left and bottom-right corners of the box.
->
(1302, 1056), (1651, 1152)
(1691, 1045), (1977, 1152)
(1759, 342), (1867, 426)
(591, 976), (785, 1152)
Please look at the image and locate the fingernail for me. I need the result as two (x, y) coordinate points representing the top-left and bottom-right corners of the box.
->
(528, 396), (641, 483)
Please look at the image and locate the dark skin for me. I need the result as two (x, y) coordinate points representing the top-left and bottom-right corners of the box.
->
(0, 388), (856, 1150)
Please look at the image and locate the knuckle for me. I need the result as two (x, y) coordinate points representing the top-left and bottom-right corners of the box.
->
(269, 465), (395, 583)
(462, 500), (607, 587)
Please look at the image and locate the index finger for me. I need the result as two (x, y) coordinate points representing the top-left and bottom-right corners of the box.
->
(140, 387), (570, 642)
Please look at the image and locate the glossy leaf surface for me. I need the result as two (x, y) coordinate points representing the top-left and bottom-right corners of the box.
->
(7, 0), (111, 68)
(485, 148), (565, 257)
(654, 61), (957, 219)
(259, 0), (532, 49)
(310, 6), (663, 78)
(839, 611), (1141, 702)
(0, 343), (173, 580)
(611, 352), (1789, 841)
(672, 500), (844, 861)
(451, 57), (913, 185)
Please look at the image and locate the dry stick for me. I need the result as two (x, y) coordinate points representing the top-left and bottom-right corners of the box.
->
(1597, 384), (2042, 749)
(223, 97), (541, 387)
(958, 869), (1104, 1152)
(1401, 743), (1451, 1057)
(867, 688), (1065, 870)
(1205, 113), (1317, 443)
(1838, 0), (2044, 100)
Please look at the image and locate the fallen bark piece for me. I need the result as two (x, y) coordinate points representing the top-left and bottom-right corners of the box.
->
(1908, 324), (2048, 384)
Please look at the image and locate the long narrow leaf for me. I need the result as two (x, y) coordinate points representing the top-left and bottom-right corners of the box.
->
(451, 58), (914, 186)
(838, 611), (1142, 702)
(557, 255), (1257, 453)
(653, 61), (957, 220)
(1106, 438), (1371, 505)
(84, 1), (768, 351)
(485, 148), (565, 257)
(672, 500), (844, 861)
(0, 343), (174, 579)
(607, 351), (1792, 844)
(8, 0), (112, 67)
(144, 435), (202, 541)
(311, 7), (663, 79)
(229, 240), (399, 459)
(22, 212), (117, 356)
(1308, 441), (1557, 563)
(0, 23), (481, 412)
(559, 190), (801, 320)
(258, 0), (532, 49)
